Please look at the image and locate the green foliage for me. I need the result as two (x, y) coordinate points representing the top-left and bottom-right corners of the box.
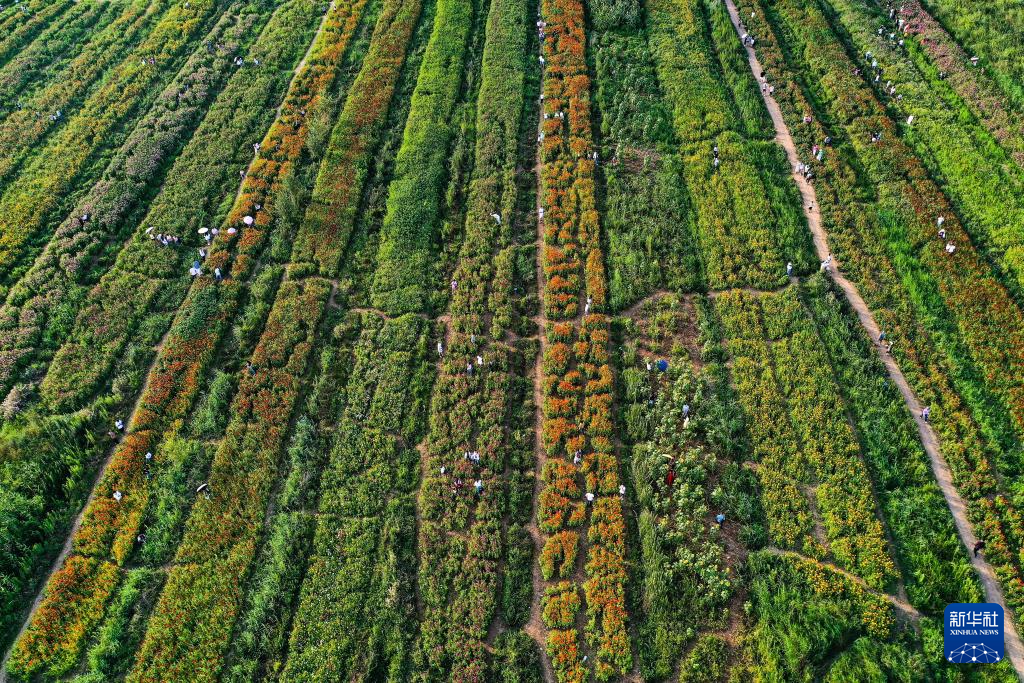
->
(492, 631), (544, 683)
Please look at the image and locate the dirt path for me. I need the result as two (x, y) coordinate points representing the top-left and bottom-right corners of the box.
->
(722, 0), (1024, 676)
(762, 548), (923, 622)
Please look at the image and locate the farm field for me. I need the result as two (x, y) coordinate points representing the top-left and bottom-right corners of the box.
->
(1, 0), (1023, 680)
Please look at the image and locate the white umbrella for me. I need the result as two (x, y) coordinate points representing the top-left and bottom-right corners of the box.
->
(227, 227), (238, 235)
(197, 227), (209, 235)
(243, 215), (254, 226)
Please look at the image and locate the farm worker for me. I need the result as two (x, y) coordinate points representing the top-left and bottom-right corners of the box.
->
(205, 232), (212, 244)
(440, 466), (446, 475)
(666, 469), (676, 487)
(451, 279), (458, 292)
(115, 419), (124, 431)
(246, 362), (256, 376)
(145, 452), (153, 462)
(713, 145), (719, 158)
(573, 450), (581, 465)
(715, 513), (726, 525)
(189, 266), (200, 277)
(437, 341), (443, 357)
(769, 85), (775, 95)
(214, 267), (223, 281)
(906, 115), (914, 125)
(936, 215), (944, 228)
(879, 330), (886, 343)
(474, 480), (484, 494)
(113, 491), (123, 502)
(887, 340), (895, 353)
(945, 242), (956, 254)
(656, 359), (668, 372)
(973, 540), (986, 557)
(939, 228), (946, 240)
(585, 492), (595, 503)
(476, 355), (483, 366)
(466, 362), (473, 376)
(539, 55), (545, 65)
(970, 56), (979, 66)
(584, 296), (591, 315)
(787, 261), (793, 277)
(816, 148), (824, 162)
(619, 485), (626, 497)
(491, 212), (501, 224)
(683, 404), (690, 418)
(199, 247), (206, 259)
(646, 361), (652, 372)
(921, 406), (930, 422)
(713, 157), (720, 169)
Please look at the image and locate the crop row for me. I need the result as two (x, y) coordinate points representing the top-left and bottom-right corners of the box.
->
(762, 0), (1024, 437)
(126, 277), (331, 682)
(281, 314), (433, 680)
(0, 0), (114, 117)
(738, 0), (1024, 614)
(290, 0), (428, 278)
(0, 0), (163, 189)
(415, 0), (532, 674)
(824, 0), (1024, 302)
(645, 0), (814, 291)
(7, 1), (367, 676)
(368, 0), (476, 315)
(36, 0), (333, 413)
(0, 4), (272, 653)
(536, 0), (631, 676)
(799, 275), (980, 612)
(614, 307), (744, 679)
(0, 0), (229, 292)
(916, 0), (1024, 110)
(589, 2), (704, 308)
(716, 289), (897, 589)
(0, 2), (267, 406)
(895, 0), (1024, 167)
(0, 0), (73, 72)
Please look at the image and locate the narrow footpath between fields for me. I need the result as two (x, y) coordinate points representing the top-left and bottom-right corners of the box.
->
(721, 0), (1024, 677)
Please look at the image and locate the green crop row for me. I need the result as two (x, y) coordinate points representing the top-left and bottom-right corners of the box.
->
(368, 0), (477, 315)
(739, 0), (1024, 616)
(825, 0), (1024, 304)
(37, 0), (329, 413)
(6, 2), (367, 676)
(0, 0), (229, 292)
(281, 314), (434, 680)
(716, 289), (897, 589)
(415, 0), (534, 674)
(589, 3), (704, 309)
(125, 277), (331, 682)
(917, 0), (1024, 111)
(0, 0), (162, 190)
(0, 2), (268, 406)
(0, 0), (75, 73)
(0, 0), (114, 118)
(646, 0), (815, 291)
(892, 0), (1024, 168)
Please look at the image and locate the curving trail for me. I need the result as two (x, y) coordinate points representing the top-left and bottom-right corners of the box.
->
(721, 0), (1024, 677)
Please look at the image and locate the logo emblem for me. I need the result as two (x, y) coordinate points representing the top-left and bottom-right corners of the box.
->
(944, 603), (1004, 664)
